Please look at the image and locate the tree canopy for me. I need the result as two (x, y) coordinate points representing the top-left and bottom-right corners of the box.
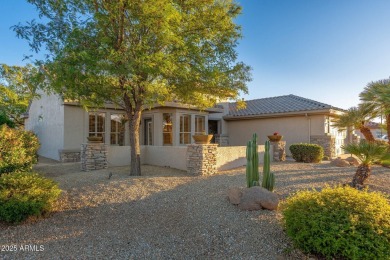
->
(0, 64), (41, 127)
(14, 0), (251, 175)
(332, 105), (375, 142)
(360, 78), (390, 144)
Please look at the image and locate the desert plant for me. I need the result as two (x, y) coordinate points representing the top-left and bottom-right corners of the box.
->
(0, 125), (39, 174)
(289, 143), (323, 163)
(262, 140), (275, 191)
(332, 105), (376, 142)
(342, 141), (389, 187)
(281, 186), (390, 260)
(360, 78), (390, 145)
(0, 172), (61, 223)
(246, 133), (259, 187)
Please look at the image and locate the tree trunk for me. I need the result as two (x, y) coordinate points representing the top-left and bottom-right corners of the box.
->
(127, 107), (142, 176)
(122, 86), (142, 176)
(386, 114), (390, 145)
(351, 164), (371, 187)
(359, 126), (375, 142)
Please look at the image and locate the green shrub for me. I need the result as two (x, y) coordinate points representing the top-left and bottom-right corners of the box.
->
(289, 143), (323, 163)
(0, 113), (15, 128)
(0, 125), (40, 174)
(0, 172), (61, 223)
(281, 186), (390, 260)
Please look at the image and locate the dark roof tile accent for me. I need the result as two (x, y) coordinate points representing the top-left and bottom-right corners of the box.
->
(228, 94), (343, 117)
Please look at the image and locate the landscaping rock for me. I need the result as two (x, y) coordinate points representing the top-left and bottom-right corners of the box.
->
(344, 157), (360, 166)
(238, 186), (279, 211)
(330, 158), (350, 167)
(227, 187), (242, 205)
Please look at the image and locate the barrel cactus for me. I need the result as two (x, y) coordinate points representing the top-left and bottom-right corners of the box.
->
(246, 133), (259, 187)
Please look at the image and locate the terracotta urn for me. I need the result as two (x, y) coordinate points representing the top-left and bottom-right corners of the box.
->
(267, 135), (283, 142)
(192, 134), (213, 144)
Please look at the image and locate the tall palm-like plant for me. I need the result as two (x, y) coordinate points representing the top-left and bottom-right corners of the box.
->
(360, 79), (390, 145)
(333, 105), (375, 142)
(342, 141), (389, 187)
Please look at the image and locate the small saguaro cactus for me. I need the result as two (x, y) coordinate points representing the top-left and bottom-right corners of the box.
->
(246, 133), (259, 187)
(262, 140), (275, 191)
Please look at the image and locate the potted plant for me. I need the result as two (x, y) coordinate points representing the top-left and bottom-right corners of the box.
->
(87, 136), (103, 143)
(267, 132), (283, 142)
(192, 131), (213, 144)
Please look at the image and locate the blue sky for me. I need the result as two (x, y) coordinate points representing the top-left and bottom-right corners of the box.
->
(1, 0), (390, 109)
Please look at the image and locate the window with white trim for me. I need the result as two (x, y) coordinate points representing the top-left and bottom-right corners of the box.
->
(89, 112), (105, 142)
(110, 114), (125, 146)
(163, 113), (173, 145)
(180, 114), (191, 144)
(195, 115), (205, 135)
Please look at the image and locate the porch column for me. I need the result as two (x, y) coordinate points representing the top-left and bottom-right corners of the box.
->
(186, 144), (218, 175)
(310, 134), (336, 158)
(270, 141), (286, 162)
(81, 143), (108, 171)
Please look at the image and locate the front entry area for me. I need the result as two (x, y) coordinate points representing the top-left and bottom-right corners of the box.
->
(144, 118), (153, 145)
(208, 120), (219, 143)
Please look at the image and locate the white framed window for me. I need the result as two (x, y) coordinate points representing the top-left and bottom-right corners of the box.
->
(195, 115), (205, 135)
(89, 112), (105, 142)
(180, 114), (191, 144)
(163, 113), (173, 145)
(110, 114), (125, 146)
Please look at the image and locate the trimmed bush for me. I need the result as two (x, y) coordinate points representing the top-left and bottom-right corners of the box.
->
(0, 172), (61, 223)
(281, 186), (390, 260)
(289, 143), (323, 163)
(0, 125), (40, 174)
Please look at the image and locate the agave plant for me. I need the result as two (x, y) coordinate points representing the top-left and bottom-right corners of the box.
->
(342, 141), (389, 187)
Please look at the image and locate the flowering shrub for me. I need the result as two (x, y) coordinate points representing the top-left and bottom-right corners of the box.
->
(281, 186), (390, 259)
(0, 125), (40, 174)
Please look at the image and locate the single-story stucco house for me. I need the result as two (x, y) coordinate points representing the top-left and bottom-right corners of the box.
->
(24, 92), (354, 167)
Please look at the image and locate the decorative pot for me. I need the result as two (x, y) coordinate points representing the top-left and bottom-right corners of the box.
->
(87, 136), (103, 143)
(267, 135), (283, 142)
(192, 134), (213, 144)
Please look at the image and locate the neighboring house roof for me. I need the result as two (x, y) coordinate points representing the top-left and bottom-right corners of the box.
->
(225, 94), (345, 120)
(365, 121), (382, 130)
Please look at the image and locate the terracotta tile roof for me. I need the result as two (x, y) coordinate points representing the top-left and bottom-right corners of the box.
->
(227, 94), (344, 117)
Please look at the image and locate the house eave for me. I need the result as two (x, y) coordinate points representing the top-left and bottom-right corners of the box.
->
(63, 101), (224, 113)
(223, 109), (342, 121)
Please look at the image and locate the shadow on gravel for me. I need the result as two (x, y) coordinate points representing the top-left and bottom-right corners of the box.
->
(0, 166), (304, 259)
(2, 160), (388, 259)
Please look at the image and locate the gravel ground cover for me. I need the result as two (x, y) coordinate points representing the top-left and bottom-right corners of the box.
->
(0, 158), (389, 259)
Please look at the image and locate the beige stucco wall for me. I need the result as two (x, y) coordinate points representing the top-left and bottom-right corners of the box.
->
(108, 145), (270, 172)
(142, 146), (187, 170)
(107, 146), (147, 167)
(64, 105), (86, 149)
(216, 145), (269, 171)
(24, 91), (65, 160)
(226, 115), (325, 155)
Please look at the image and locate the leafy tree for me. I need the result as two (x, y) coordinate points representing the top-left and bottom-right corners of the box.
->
(360, 78), (390, 145)
(342, 141), (389, 187)
(332, 105), (375, 142)
(0, 64), (41, 127)
(0, 113), (15, 128)
(13, 0), (251, 175)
